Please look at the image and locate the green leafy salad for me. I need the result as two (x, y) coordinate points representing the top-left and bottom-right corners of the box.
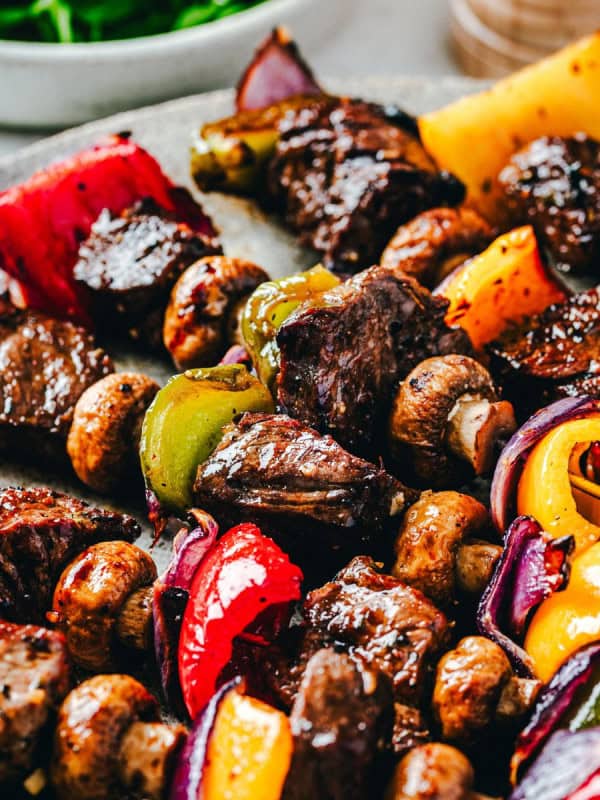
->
(0, 0), (270, 43)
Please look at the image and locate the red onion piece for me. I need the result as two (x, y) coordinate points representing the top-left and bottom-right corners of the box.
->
(510, 729), (600, 800)
(490, 397), (600, 534)
(477, 515), (574, 677)
(511, 642), (600, 782)
(153, 510), (220, 714)
(169, 678), (241, 800)
(219, 344), (252, 369)
(236, 27), (322, 112)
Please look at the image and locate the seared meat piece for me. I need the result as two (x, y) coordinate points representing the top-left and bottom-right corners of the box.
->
(74, 199), (220, 347)
(267, 97), (464, 273)
(0, 622), (70, 785)
(282, 649), (393, 800)
(194, 413), (412, 572)
(488, 287), (600, 417)
(0, 297), (113, 463)
(304, 556), (449, 706)
(499, 134), (600, 275)
(277, 265), (471, 457)
(392, 704), (430, 756)
(381, 207), (492, 289)
(0, 487), (140, 622)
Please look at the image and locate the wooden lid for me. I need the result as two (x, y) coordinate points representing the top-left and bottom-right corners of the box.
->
(451, 0), (600, 76)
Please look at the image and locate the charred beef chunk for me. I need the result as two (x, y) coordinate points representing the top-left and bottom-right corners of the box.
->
(489, 287), (600, 417)
(277, 265), (471, 457)
(499, 134), (600, 275)
(194, 413), (413, 576)
(267, 97), (464, 273)
(302, 557), (450, 707)
(0, 298), (113, 463)
(0, 622), (70, 785)
(281, 648), (393, 800)
(74, 199), (221, 348)
(0, 487), (140, 622)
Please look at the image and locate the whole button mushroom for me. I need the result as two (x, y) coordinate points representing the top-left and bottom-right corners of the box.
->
(67, 372), (159, 494)
(381, 207), (492, 289)
(163, 255), (269, 369)
(386, 742), (480, 800)
(51, 674), (186, 800)
(51, 541), (157, 672)
(389, 354), (516, 487)
(433, 637), (540, 747)
(392, 491), (502, 608)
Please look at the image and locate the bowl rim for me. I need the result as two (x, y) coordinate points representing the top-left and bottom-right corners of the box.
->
(0, 0), (311, 56)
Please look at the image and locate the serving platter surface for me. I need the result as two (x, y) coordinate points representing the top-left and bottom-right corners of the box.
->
(0, 76), (484, 569)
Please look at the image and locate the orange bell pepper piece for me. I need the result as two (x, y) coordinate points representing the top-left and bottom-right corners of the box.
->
(517, 417), (600, 554)
(436, 226), (566, 351)
(525, 541), (600, 682)
(202, 690), (293, 800)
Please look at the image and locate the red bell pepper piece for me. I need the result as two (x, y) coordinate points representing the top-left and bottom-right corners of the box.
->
(178, 523), (303, 719)
(0, 134), (217, 324)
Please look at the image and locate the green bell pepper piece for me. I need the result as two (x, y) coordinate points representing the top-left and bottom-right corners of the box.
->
(241, 264), (340, 391)
(140, 364), (274, 511)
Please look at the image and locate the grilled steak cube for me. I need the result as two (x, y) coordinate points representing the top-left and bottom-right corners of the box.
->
(194, 412), (412, 577)
(282, 648), (393, 800)
(277, 265), (471, 457)
(0, 487), (140, 622)
(0, 298), (113, 463)
(303, 557), (449, 706)
(267, 97), (464, 273)
(74, 199), (221, 348)
(0, 622), (70, 785)
(488, 287), (600, 418)
(499, 134), (600, 275)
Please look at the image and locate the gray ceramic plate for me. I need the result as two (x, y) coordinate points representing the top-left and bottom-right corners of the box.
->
(0, 76), (483, 569)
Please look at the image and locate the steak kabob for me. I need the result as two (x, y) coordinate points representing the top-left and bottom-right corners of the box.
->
(5, 27), (600, 800)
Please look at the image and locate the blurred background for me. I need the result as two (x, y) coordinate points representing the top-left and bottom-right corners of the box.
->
(0, 0), (599, 156)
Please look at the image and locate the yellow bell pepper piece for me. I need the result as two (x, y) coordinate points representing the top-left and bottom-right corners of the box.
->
(517, 417), (600, 554)
(203, 691), (293, 800)
(419, 33), (600, 222)
(438, 226), (566, 350)
(525, 541), (600, 682)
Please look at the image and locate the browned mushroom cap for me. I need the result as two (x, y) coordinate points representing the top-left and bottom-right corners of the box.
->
(67, 372), (159, 494)
(386, 742), (476, 800)
(119, 721), (186, 800)
(389, 354), (516, 487)
(51, 674), (159, 800)
(392, 491), (500, 607)
(381, 208), (492, 289)
(51, 541), (157, 672)
(432, 637), (540, 747)
(163, 255), (269, 369)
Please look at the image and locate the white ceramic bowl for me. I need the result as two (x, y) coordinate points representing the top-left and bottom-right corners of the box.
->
(0, 0), (344, 129)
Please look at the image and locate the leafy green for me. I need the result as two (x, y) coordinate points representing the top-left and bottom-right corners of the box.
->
(0, 0), (268, 43)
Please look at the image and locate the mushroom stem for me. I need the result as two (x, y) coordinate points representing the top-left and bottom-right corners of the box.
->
(115, 584), (155, 652)
(455, 539), (502, 596)
(496, 676), (540, 722)
(119, 721), (186, 800)
(446, 395), (516, 476)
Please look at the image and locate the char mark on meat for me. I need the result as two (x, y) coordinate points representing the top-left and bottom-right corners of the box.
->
(276, 265), (471, 457)
(74, 198), (221, 349)
(0, 297), (113, 464)
(0, 622), (70, 785)
(281, 648), (393, 800)
(488, 287), (600, 418)
(267, 97), (464, 273)
(499, 134), (600, 275)
(193, 413), (413, 578)
(0, 487), (140, 622)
